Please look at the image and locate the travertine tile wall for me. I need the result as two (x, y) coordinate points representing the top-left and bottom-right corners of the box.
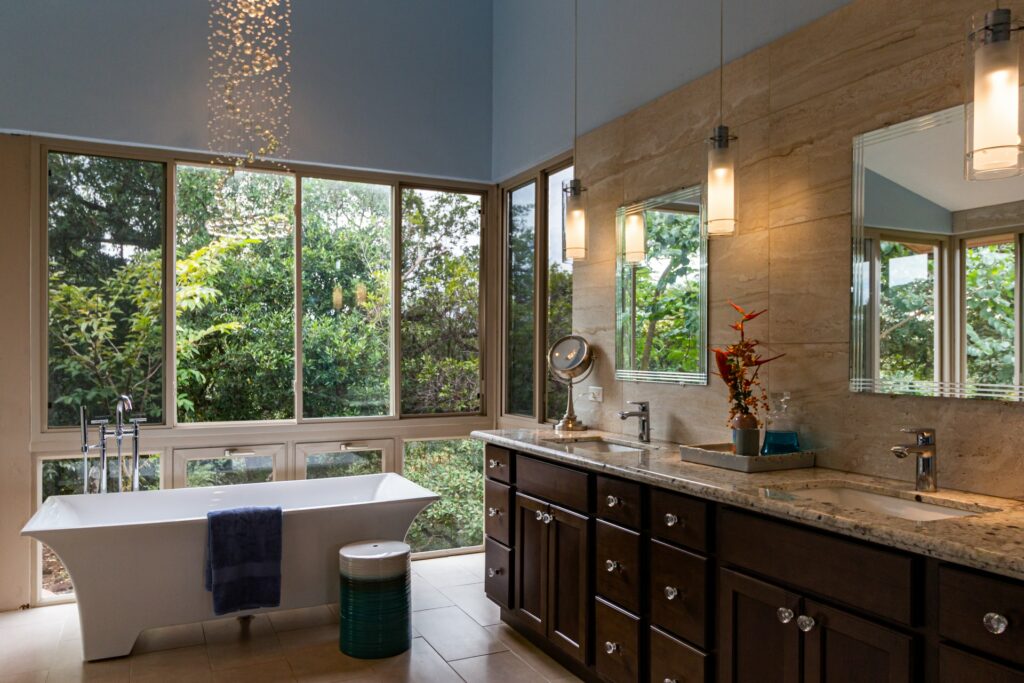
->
(567, 0), (1024, 499)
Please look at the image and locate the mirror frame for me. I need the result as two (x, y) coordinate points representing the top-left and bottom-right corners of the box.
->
(614, 185), (708, 385)
(851, 105), (1024, 401)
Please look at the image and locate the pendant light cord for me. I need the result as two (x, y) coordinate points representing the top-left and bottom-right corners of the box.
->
(719, 0), (725, 127)
(573, 0), (579, 157)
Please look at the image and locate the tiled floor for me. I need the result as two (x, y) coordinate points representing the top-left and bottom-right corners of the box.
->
(0, 553), (578, 682)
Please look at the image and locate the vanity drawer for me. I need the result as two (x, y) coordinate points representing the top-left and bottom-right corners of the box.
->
(719, 509), (915, 625)
(939, 565), (1024, 665)
(485, 444), (513, 484)
(485, 478), (512, 546)
(484, 538), (513, 608)
(595, 597), (641, 683)
(649, 488), (708, 552)
(596, 519), (642, 614)
(650, 539), (709, 648)
(597, 475), (642, 529)
(516, 454), (590, 513)
(650, 626), (707, 683)
(940, 644), (1024, 683)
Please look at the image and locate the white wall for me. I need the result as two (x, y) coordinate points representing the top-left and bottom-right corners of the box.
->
(0, 0), (494, 181)
(491, 0), (854, 182)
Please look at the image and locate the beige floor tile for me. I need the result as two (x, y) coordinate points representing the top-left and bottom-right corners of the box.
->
(0, 672), (47, 683)
(211, 657), (295, 683)
(132, 622), (205, 655)
(128, 644), (211, 683)
(411, 606), (507, 662)
(411, 557), (480, 589)
(47, 639), (131, 682)
(268, 606), (335, 633)
(202, 615), (275, 645)
(410, 576), (452, 612)
(449, 650), (548, 683)
(0, 622), (63, 675)
(283, 641), (376, 682)
(0, 604), (74, 630)
(438, 583), (499, 627)
(275, 624), (337, 652)
(440, 553), (485, 576)
(485, 624), (578, 682)
(367, 638), (461, 683)
(205, 630), (282, 672)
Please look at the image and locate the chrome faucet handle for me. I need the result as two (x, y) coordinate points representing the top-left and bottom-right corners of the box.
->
(627, 401), (649, 411)
(900, 427), (935, 445)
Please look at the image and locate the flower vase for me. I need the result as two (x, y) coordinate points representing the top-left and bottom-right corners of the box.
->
(731, 413), (760, 456)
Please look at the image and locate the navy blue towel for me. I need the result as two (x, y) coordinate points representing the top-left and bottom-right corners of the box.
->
(204, 506), (283, 616)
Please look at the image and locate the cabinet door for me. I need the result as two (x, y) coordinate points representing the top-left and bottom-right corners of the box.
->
(718, 569), (801, 683)
(803, 600), (913, 683)
(547, 502), (591, 664)
(515, 492), (548, 635)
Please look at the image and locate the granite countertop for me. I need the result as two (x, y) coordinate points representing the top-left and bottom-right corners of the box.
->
(471, 428), (1024, 582)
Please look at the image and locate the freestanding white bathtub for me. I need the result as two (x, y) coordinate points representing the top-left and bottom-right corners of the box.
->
(21, 473), (438, 660)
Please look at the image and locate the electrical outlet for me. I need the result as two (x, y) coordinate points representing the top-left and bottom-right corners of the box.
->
(587, 386), (603, 402)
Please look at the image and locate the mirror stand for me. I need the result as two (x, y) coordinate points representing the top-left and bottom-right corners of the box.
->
(554, 376), (587, 432)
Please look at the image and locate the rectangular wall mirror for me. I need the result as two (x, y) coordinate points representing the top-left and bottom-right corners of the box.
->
(615, 185), (707, 384)
(852, 104), (1024, 400)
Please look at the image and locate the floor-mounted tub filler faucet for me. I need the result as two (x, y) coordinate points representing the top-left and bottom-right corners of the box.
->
(80, 396), (147, 494)
(617, 401), (651, 443)
(891, 427), (937, 492)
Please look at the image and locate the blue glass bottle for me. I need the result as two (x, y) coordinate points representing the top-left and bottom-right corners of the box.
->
(761, 392), (801, 455)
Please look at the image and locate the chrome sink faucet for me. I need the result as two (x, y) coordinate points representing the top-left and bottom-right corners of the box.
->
(891, 427), (937, 492)
(617, 401), (650, 443)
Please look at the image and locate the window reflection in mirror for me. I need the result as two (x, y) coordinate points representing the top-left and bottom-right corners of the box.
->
(852, 104), (1024, 399)
(615, 186), (707, 384)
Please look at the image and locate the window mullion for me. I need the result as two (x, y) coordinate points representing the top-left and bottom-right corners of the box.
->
(535, 171), (548, 424)
(166, 162), (178, 430)
(294, 175), (304, 424)
(392, 182), (403, 423)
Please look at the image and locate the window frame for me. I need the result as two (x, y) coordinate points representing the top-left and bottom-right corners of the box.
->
(293, 439), (396, 479)
(497, 152), (574, 424)
(35, 138), (495, 434)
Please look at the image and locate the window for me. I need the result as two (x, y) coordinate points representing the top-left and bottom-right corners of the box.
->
(301, 178), (392, 418)
(506, 182), (536, 416)
(546, 166), (575, 420)
(964, 234), (1017, 386)
(877, 237), (940, 384)
(295, 440), (393, 479)
(402, 438), (484, 552)
(46, 152), (166, 427)
(175, 165), (296, 422)
(400, 188), (483, 415)
(38, 453), (161, 598)
(174, 444), (285, 488)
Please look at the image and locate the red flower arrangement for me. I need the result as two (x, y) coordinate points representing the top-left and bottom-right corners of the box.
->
(712, 302), (783, 428)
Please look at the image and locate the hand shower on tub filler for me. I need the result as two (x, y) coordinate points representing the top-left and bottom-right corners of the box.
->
(79, 395), (147, 494)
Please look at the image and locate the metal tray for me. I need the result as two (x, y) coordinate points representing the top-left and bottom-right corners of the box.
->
(678, 443), (815, 472)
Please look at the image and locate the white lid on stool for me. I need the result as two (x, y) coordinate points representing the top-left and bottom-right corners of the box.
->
(339, 540), (410, 580)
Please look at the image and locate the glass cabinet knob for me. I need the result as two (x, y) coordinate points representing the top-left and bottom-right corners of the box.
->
(605, 559), (621, 573)
(487, 567), (502, 578)
(777, 607), (795, 624)
(664, 586), (679, 600)
(606, 495), (621, 508)
(663, 679), (678, 683)
(488, 459), (500, 469)
(664, 513), (680, 527)
(487, 507), (500, 518)
(796, 615), (816, 633)
(984, 612), (1009, 635)
(542, 513), (554, 524)
(605, 641), (619, 655)
(535, 510), (544, 521)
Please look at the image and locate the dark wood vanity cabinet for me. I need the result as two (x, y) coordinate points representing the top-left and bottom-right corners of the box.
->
(480, 443), (1024, 683)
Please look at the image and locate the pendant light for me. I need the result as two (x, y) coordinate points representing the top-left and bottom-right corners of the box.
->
(706, 0), (737, 236)
(563, 0), (588, 261)
(965, 6), (1024, 180)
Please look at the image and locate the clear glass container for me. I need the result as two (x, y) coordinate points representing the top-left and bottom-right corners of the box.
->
(761, 391), (801, 455)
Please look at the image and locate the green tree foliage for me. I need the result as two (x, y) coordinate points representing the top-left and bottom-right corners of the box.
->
(965, 241), (1016, 386)
(878, 240), (935, 385)
(400, 189), (482, 414)
(546, 262), (574, 420)
(506, 189), (535, 416)
(403, 439), (484, 552)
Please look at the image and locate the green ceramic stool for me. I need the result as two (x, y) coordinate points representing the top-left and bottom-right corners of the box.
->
(338, 540), (411, 659)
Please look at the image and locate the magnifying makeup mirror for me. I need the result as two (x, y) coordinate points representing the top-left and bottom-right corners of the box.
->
(547, 334), (595, 431)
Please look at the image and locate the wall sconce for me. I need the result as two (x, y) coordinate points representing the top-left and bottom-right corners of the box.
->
(623, 212), (646, 264)
(966, 8), (1023, 180)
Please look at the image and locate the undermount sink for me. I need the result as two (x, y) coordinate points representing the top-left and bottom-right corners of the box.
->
(540, 436), (648, 454)
(768, 485), (998, 522)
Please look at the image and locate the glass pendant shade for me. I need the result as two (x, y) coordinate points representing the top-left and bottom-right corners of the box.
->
(623, 212), (646, 264)
(966, 9), (1024, 180)
(706, 126), (737, 236)
(562, 178), (588, 261)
